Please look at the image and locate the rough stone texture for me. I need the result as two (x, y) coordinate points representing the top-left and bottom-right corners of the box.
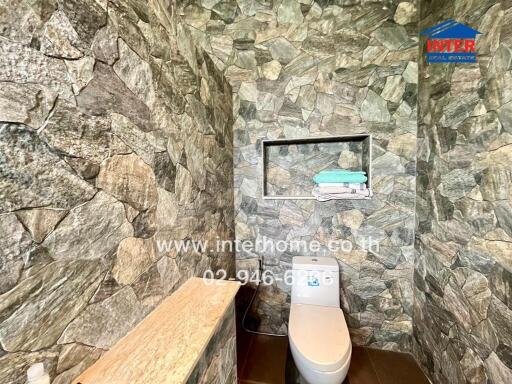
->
(42, 191), (133, 261)
(186, 303), (237, 384)
(413, 1), (512, 383)
(0, 260), (105, 351)
(0, 0), (235, 382)
(40, 10), (83, 59)
(2, 1), (509, 384)
(112, 237), (156, 285)
(0, 39), (74, 101)
(0, 348), (60, 384)
(262, 60), (282, 80)
(110, 112), (158, 165)
(0, 214), (32, 294)
(58, 287), (144, 350)
(114, 38), (156, 107)
(361, 90), (391, 122)
(394, 2), (417, 25)
(182, 0), (418, 348)
(0, 124), (97, 213)
(0, 82), (56, 129)
(76, 62), (152, 132)
(15, 208), (67, 243)
(41, 99), (127, 164)
(92, 24), (119, 64)
(52, 344), (104, 384)
(96, 153), (158, 211)
(277, 0), (303, 25)
(0, 0), (50, 46)
(65, 56), (95, 94)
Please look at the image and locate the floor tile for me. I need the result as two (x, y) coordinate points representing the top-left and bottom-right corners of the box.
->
(367, 348), (430, 384)
(237, 329), (430, 384)
(347, 346), (381, 384)
(240, 333), (288, 384)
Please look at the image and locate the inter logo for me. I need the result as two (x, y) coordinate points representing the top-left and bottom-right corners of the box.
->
(421, 20), (482, 63)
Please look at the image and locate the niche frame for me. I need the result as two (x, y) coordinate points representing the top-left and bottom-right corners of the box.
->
(261, 134), (372, 200)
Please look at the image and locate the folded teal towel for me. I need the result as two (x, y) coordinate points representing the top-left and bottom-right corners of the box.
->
(314, 169), (367, 184)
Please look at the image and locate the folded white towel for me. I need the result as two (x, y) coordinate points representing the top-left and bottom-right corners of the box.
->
(312, 187), (371, 202)
(316, 185), (370, 195)
(316, 182), (367, 190)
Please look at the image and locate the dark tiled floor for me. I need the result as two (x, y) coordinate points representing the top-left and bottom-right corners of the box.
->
(239, 333), (288, 384)
(348, 346), (430, 384)
(237, 332), (430, 384)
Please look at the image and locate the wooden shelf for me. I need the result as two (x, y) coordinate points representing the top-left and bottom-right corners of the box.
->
(72, 278), (240, 384)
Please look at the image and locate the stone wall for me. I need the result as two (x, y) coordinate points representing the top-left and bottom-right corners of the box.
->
(414, 0), (512, 383)
(180, 0), (419, 350)
(186, 303), (237, 384)
(0, 0), (235, 383)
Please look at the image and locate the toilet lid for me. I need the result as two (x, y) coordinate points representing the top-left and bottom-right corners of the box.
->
(289, 303), (351, 372)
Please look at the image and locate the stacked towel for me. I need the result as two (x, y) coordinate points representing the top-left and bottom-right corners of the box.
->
(312, 169), (371, 201)
(315, 183), (368, 194)
(313, 169), (368, 184)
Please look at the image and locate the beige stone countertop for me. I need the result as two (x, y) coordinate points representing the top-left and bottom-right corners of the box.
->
(72, 277), (240, 384)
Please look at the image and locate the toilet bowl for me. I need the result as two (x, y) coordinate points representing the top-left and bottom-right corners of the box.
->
(289, 303), (351, 384)
(288, 257), (352, 384)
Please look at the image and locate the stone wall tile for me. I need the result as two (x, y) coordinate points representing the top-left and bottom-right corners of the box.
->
(114, 38), (156, 107)
(415, 1), (512, 382)
(96, 153), (158, 210)
(0, 260), (105, 351)
(40, 10), (83, 58)
(92, 23), (119, 64)
(41, 99), (128, 164)
(65, 56), (95, 95)
(42, 191), (133, 261)
(77, 62), (152, 132)
(0, 124), (97, 213)
(1, 0), (235, 381)
(108, 3), (149, 59)
(0, 0), (49, 45)
(394, 2), (417, 26)
(0, 39), (73, 100)
(59, 0), (107, 48)
(112, 237), (156, 285)
(0, 214), (32, 294)
(0, 82), (57, 129)
(0, 349), (59, 384)
(58, 287), (144, 349)
(15, 208), (67, 244)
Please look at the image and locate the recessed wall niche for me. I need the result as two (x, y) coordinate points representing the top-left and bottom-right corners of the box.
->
(262, 134), (372, 200)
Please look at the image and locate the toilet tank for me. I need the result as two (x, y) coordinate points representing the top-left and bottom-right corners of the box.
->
(290, 257), (340, 307)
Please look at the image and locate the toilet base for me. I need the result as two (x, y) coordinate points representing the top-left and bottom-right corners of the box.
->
(291, 344), (351, 384)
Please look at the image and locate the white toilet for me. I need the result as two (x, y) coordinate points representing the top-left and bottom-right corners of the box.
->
(288, 257), (352, 384)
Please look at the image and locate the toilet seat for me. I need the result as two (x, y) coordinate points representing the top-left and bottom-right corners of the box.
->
(289, 303), (351, 373)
